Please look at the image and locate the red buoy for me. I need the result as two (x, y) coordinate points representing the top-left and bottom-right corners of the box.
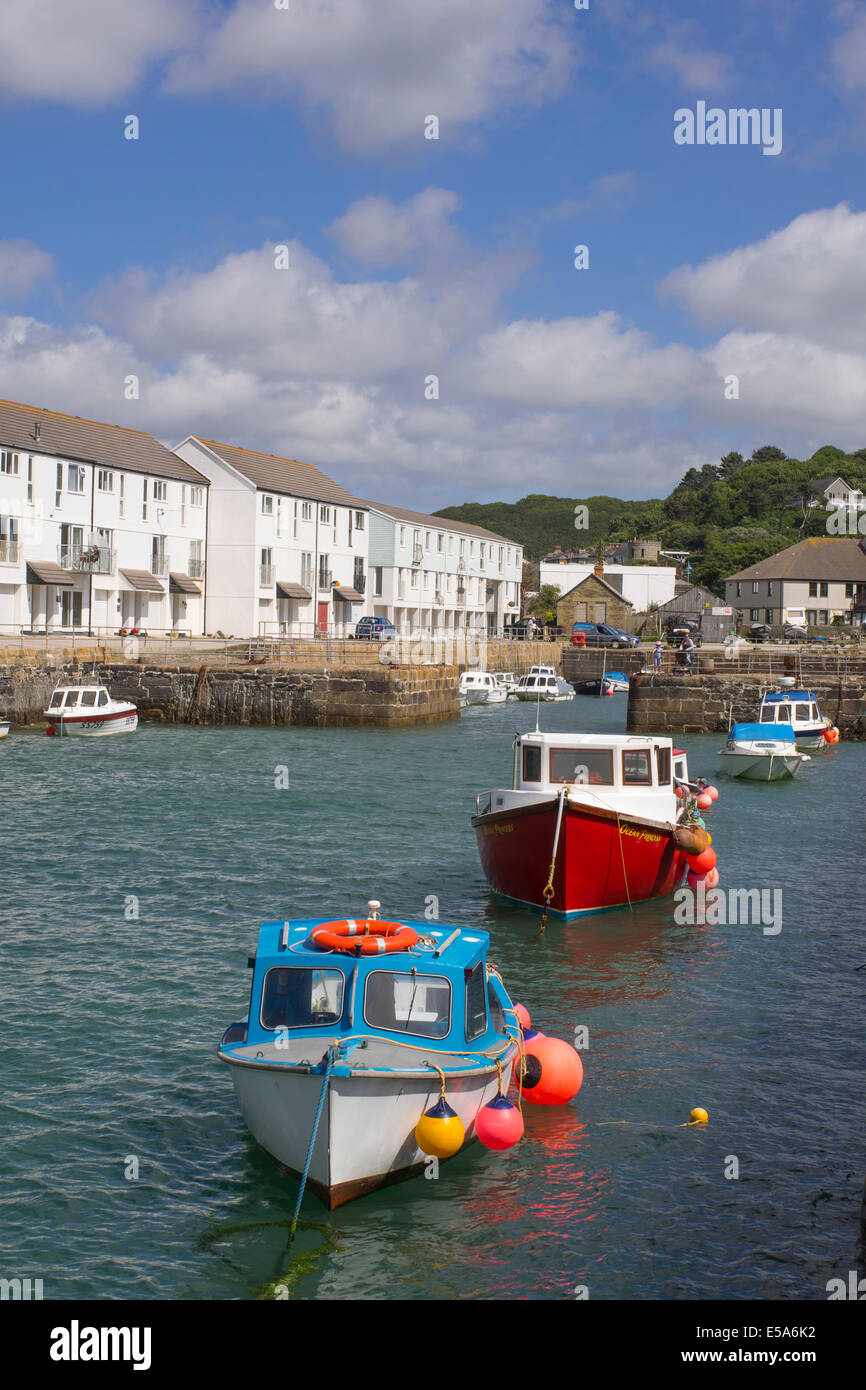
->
(689, 846), (717, 875)
(475, 1095), (524, 1150)
(513, 1002), (531, 1030)
(517, 1036), (583, 1106)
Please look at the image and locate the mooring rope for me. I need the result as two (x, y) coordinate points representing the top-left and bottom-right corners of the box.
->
(288, 1044), (338, 1248)
(540, 787), (567, 935)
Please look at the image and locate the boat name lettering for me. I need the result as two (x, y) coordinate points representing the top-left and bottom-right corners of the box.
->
(484, 823), (514, 836)
(618, 826), (662, 844)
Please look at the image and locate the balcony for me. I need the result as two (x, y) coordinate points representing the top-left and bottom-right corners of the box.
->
(458, 558), (466, 572)
(188, 557), (205, 579)
(318, 570), (332, 590)
(59, 543), (114, 574)
(353, 573), (366, 593)
(259, 564), (275, 586)
(0, 539), (20, 565)
(456, 585), (466, 604)
(412, 545), (423, 567)
(151, 555), (169, 578)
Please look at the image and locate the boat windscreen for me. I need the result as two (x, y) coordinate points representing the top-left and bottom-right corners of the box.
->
(550, 747), (613, 784)
(260, 967), (345, 1029)
(364, 969), (451, 1038)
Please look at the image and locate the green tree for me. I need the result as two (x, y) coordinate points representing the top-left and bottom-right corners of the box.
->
(527, 584), (562, 623)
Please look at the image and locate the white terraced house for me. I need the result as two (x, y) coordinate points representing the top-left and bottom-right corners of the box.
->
(172, 437), (369, 638)
(0, 399), (209, 637)
(362, 502), (523, 638)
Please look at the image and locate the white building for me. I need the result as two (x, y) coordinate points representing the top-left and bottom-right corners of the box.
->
(173, 437), (368, 637)
(0, 398), (208, 637)
(363, 502), (523, 636)
(539, 560), (677, 612)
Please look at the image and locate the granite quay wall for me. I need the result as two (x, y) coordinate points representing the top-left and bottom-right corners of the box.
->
(627, 672), (866, 739)
(0, 662), (461, 728)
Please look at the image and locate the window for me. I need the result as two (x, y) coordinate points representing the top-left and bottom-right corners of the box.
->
(806, 609), (817, 624)
(67, 464), (85, 494)
(320, 505), (331, 524)
(119, 474), (125, 518)
(80, 690), (97, 708)
(97, 689), (109, 707)
(261, 494), (274, 515)
(425, 531), (431, 548)
(846, 583), (854, 597)
(465, 961), (487, 1042)
(750, 609), (759, 621)
(142, 478), (148, 520)
(819, 581), (828, 597)
(301, 501), (312, 521)
(487, 981), (506, 1034)
(765, 609), (773, 623)
(809, 581), (818, 597)
(622, 750), (652, 784)
(767, 581), (774, 596)
(736, 583), (742, 597)
(522, 745), (542, 781)
(818, 609), (829, 624)
(410, 569), (418, 587)
(152, 536), (166, 575)
(437, 533), (444, 552)
(301, 552), (313, 589)
(55, 463), (63, 508)
(189, 539), (203, 578)
(751, 581), (759, 593)
(550, 747), (614, 785)
(153, 480), (167, 502)
(97, 469), (114, 492)
(354, 510), (365, 531)
(261, 967), (345, 1030)
(364, 970), (451, 1038)
(27, 456), (33, 504)
(190, 486), (204, 507)
(655, 746), (671, 785)
(49, 690), (63, 709)
(318, 553), (330, 589)
(373, 566), (383, 597)
(0, 450), (19, 475)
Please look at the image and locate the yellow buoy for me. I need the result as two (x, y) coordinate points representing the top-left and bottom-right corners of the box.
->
(415, 1096), (465, 1158)
(690, 1107), (709, 1125)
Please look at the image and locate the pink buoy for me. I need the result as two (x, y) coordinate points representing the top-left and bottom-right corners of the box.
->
(475, 1095), (525, 1150)
(686, 869), (707, 891)
(705, 785), (719, 801)
(696, 792), (712, 810)
(513, 1002), (530, 1030)
(705, 867), (720, 888)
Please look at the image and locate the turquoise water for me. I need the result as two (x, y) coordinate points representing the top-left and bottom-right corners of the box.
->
(2, 699), (863, 1300)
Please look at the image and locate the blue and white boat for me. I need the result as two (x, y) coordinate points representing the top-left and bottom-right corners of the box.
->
(758, 689), (830, 750)
(218, 909), (520, 1208)
(718, 722), (808, 781)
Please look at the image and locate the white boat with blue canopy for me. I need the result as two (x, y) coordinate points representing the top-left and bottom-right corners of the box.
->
(758, 690), (829, 750)
(718, 721), (808, 781)
(218, 908), (520, 1208)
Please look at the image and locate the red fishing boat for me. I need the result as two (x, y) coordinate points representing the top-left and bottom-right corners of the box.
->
(472, 731), (695, 917)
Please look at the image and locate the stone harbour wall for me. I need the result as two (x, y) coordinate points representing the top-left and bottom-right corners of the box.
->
(627, 672), (866, 738)
(0, 662), (461, 728)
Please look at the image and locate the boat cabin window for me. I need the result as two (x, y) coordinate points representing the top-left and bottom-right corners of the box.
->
(260, 967), (345, 1029)
(465, 961), (487, 1042)
(760, 706), (774, 722)
(63, 690), (80, 707)
(487, 981), (506, 1035)
(811, 704), (819, 721)
(80, 690), (97, 707)
(98, 690), (109, 707)
(655, 746), (671, 785)
(522, 745), (542, 781)
(550, 747), (613, 785)
(49, 691), (64, 709)
(673, 756), (687, 783)
(364, 970), (451, 1038)
(623, 750), (652, 785)
(775, 704), (791, 722)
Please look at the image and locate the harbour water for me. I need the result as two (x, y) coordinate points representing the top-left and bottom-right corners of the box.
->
(2, 698), (863, 1300)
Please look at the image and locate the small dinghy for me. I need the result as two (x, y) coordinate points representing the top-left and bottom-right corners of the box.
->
(717, 722), (807, 781)
(218, 908), (524, 1208)
(44, 683), (138, 737)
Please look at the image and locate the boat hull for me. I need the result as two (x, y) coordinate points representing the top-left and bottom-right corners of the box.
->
(226, 1055), (513, 1208)
(717, 750), (802, 780)
(45, 709), (138, 737)
(472, 797), (687, 916)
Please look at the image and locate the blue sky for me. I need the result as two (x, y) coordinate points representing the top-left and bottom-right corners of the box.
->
(2, 0), (866, 509)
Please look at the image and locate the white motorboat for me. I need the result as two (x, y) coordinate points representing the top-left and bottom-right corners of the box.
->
(459, 671), (509, 705)
(717, 722), (807, 780)
(758, 689), (831, 750)
(0, 719), (10, 739)
(515, 665), (575, 702)
(219, 912), (522, 1208)
(490, 671), (519, 697)
(44, 683), (138, 737)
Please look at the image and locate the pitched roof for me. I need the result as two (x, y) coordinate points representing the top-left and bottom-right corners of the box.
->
(0, 397), (207, 483)
(191, 437), (363, 507)
(726, 537), (866, 583)
(557, 572), (634, 607)
(363, 499), (518, 546)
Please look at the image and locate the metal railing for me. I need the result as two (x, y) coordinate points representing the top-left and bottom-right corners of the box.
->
(58, 544), (114, 574)
(259, 564), (275, 586)
(0, 539), (20, 564)
(188, 558), (205, 579)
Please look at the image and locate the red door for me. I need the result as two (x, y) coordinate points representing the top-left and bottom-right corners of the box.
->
(317, 602), (329, 637)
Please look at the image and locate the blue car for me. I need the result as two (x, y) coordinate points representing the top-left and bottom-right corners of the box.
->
(353, 615), (398, 641)
(572, 622), (639, 649)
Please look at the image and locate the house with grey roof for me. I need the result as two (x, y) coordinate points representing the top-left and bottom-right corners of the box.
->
(724, 537), (866, 626)
(173, 436), (369, 637)
(0, 397), (208, 637)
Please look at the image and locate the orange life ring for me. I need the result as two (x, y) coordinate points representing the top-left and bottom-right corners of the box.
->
(309, 919), (420, 956)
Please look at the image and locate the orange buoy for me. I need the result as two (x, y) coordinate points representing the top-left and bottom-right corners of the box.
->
(696, 792), (713, 810)
(689, 846), (717, 875)
(517, 1036), (583, 1106)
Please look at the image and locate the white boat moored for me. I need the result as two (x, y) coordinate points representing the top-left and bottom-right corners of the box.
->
(515, 665), (574, 702)
(0, 719), (10, 740)
(758, 690), (831, 750)
(459, 671), (509, 705)
(718, 722), (807, 780)
(44, 683), (138, 737)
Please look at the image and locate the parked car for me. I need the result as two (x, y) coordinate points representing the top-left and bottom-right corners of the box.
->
(572, 622), (639, 649)
(748, 623), (773, 642)
(353, 616), (398, 641)
(665, 621), (703, 649)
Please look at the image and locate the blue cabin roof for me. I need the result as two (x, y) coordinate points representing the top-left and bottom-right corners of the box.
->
(228, 917), (513, 1056)
(730, 721), (795, 742)
(762, 690), (816, 703)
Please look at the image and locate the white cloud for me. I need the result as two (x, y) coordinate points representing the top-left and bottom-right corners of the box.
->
(328, 189), (462, 267)
(0, 0), (196, 105)
(0, 240), (55, 297)
(660, 204), (866, 351)
(163, 0), (576, 152)
(830, 2), (866, 91)
(645, 37), (733, 90)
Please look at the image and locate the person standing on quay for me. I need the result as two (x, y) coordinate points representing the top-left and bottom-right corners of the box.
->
(653, 638), (663, 672)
